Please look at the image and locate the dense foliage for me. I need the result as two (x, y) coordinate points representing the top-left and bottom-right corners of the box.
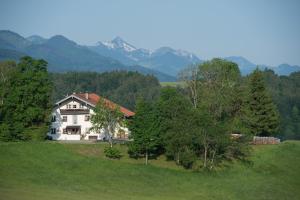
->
(262, 70), (300, 139)
(0, 57), (52, 141)
(129, 59), (252, 169)
(50, 71), (161, 111)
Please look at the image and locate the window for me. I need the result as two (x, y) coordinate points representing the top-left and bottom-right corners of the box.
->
(51, 115), (56, 122)
(63, 128), (67, 134)
(66, 104), (71, 109)
(62, 116), (67, 122)
(73, 115), (78, 124)
(84, 115), (90, 121)
(51, 128), (56, 134)
(80, 104), (84, 108)
(73, 105), (77, 109)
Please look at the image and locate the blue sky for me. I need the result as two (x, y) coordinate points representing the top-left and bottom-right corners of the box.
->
(0, 0), (299, 66)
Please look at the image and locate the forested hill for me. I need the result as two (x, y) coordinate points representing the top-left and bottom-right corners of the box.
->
(50, 71), (161, 111)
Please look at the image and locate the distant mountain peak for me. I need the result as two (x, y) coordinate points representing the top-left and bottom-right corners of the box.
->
(112, 36), (125, 43)
(0, 30), (31, 50)
(102, 36), (137, 52)
(154, 47), (198, 62)
(47, 35), (77, 46)
(26, 35), (46, 44)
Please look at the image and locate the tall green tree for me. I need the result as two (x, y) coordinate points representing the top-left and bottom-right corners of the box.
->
(245, 69), (280, 136)
(156, 87), (195, 166)
(1, 57), (52, 141)
(91, 98), (123, 147)
(128, 98), (160, 165)
(176, 58), (251, 169)
(192, 59), (251, 168)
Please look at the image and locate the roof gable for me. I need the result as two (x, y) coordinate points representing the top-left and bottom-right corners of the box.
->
(55, 93), (135, 117)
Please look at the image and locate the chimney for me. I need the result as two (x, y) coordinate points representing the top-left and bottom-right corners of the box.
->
(85, 93), (89, 99)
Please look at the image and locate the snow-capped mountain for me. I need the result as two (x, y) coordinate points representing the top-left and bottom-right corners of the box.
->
(102, 36), (137, 52)
(89, 37), (201, 76)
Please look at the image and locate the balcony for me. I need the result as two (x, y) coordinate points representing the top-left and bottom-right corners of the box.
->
(60, 109), (90, 115)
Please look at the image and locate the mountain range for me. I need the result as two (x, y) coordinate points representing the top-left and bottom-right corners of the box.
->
(88, 36), (200, 77)
(0, 30), (299, 81)
(0, 30), (175, 81)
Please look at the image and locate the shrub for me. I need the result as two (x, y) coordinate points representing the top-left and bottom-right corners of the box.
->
(104, 146), (122, 159)
(180, 148), (196, 169)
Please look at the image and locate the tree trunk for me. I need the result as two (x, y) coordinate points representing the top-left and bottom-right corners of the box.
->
(204, 145), (207, 168)
(209, 150), (216, 170)
(145, 150), (148, 165)
(105, 127), (113, 148)
(176, 152), (180, 165)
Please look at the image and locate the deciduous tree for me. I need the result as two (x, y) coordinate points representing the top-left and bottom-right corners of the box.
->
(91, 98), (123, 147)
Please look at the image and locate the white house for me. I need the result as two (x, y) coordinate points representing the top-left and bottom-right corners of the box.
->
(48, 93), (135, 141)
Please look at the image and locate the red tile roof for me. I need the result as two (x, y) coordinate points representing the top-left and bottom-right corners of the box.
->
(74, 93), (135, 117)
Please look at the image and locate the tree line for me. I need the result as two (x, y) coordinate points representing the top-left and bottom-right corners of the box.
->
(0, 56), (299, 151)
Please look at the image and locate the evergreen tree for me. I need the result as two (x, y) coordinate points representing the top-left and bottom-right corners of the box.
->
(245, 69), (280, 136)
(128, 98), (160, 165)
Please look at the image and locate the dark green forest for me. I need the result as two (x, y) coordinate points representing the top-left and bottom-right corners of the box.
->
(262, 70), (300, 139)
(50, 71), (161, 111)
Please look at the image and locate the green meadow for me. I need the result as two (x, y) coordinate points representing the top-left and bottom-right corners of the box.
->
(160, 82), (186, 87)
(0, 141), (300, 200)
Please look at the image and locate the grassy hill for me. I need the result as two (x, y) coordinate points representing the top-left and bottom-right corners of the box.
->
(0, 141), (300, 200)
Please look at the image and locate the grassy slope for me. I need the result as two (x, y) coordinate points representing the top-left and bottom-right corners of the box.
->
(0, 141), (299, 200)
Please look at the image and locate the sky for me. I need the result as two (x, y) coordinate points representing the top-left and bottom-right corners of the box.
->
(0, 0), (299, 66)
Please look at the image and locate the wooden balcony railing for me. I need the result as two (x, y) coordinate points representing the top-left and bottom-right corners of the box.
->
(60, 109), (90, 115)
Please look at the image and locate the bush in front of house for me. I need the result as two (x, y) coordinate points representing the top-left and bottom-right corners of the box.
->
(104, 146), (122, 159)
